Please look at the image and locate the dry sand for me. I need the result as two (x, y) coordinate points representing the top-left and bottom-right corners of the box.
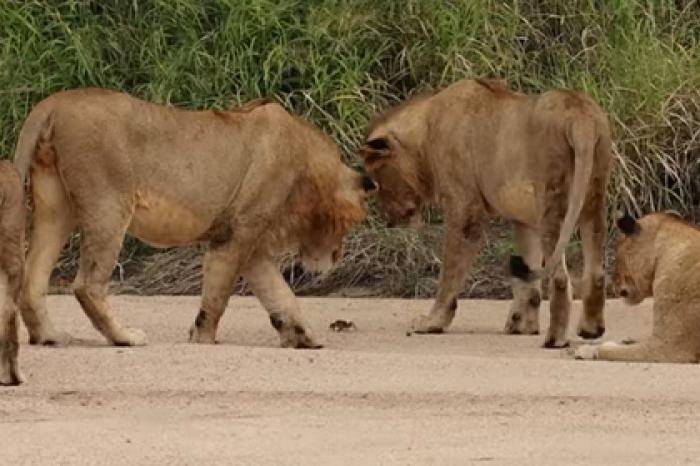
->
(2, 296), (699, 465)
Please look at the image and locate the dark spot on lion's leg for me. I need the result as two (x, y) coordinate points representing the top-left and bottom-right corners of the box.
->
(528, 292), (541, 308)
(269, 313), (284, 331)
(293, 325), (306, 335)
(449, 298), (457, 312)
(194, 310), (206, 328)
(509, 255), (535, 281)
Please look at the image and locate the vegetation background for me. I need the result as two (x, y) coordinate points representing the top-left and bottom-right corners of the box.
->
(1, 0), (699, 298)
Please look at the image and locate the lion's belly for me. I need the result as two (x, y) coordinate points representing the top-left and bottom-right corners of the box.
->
(127, 190), (212, 247)
(491, 182), (539, 226)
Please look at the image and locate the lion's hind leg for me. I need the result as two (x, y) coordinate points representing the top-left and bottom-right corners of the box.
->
(505, 223), (542, 335)
(540, 173), (573, 348)
(242, 253), (321, 349)
(576, 176), (607, 340)
(20, 161), (75, 345)
(72, 201), (146, 346)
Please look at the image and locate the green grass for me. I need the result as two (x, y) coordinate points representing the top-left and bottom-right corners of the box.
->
(2, 0), (699, 296)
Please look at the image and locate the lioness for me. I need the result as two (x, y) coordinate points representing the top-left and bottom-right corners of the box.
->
(0, 161), (25, 385)
(14, 89), (375, 348)
(575, 213), (700, 363)
(361, 79), (611, 347)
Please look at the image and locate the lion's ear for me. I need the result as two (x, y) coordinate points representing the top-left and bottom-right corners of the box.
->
(617, 213), (640, 236)
(360, 175), (378, 193)
(366, 137), (390, 151)
(362, 137), (392, 166)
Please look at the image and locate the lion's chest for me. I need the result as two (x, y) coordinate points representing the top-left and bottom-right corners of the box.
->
(127, 190), (213, 247)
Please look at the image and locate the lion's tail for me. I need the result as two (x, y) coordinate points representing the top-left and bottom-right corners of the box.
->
(543, 118), (597, 277)
(13, 100), (54, 186)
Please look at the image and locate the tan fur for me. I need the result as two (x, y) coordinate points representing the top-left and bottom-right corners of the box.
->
(0, 161), (25, 385)
(576, 213), (700, 363)
(14, 88), (370, 348)
(361, 78), (611, 347)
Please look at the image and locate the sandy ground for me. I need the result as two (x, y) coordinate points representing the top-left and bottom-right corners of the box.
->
(2, 295), (699, 465)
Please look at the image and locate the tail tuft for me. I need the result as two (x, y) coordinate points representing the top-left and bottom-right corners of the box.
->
(509, 255), (538, 282)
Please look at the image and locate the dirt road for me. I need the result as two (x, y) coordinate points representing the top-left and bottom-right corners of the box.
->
(2, 296), (699, 465)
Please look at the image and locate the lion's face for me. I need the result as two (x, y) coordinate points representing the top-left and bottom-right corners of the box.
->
(296, 167), (377, 273)
(360, 134), (423, 228)
(614, 247), (645, 305)
(613, 215), (654, 304)
(299, 231), (344, 274)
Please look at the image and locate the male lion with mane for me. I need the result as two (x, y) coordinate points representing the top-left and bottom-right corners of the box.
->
(0, 161), (25, 385)
(14, 89), (376, 349)
(575, 213), (700, 363)
(361, 78), (611, 347)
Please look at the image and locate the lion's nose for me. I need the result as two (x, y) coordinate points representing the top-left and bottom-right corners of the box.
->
(620, 289), (629, 298)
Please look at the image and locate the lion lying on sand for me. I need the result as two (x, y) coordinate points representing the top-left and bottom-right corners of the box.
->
(0, 161), (25, 385)
(361, 78), (612, 347)
(575, 213), (700, 363)
(14, 89), (375, 349)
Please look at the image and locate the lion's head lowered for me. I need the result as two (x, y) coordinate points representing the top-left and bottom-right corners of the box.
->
(288, 155), (377, 273)
(359, 97), (435, 228)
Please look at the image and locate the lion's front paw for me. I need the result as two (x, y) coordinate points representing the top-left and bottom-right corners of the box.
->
(279, 323), (323, 349)
(112, 327), (148, 347)
(269, 313), (322, 349)
(410, 314), (448, 334)
(574, 344), (599, 360)
(188, 324), (216, 344)
(282, 328), (323, 349)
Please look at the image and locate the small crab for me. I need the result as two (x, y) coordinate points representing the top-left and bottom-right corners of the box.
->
(329, 319), (357, 332)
